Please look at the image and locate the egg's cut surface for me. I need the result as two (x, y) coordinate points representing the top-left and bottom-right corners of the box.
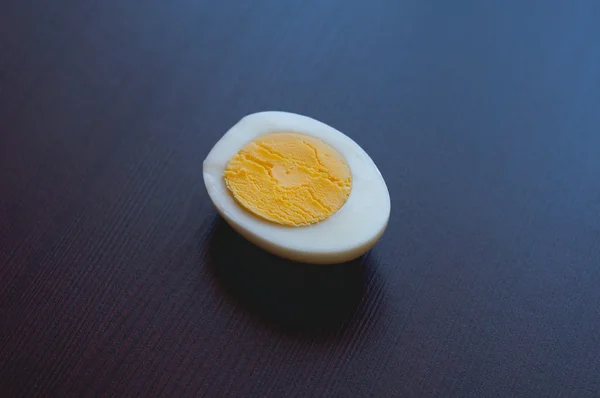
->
(203, 111), (390, 264)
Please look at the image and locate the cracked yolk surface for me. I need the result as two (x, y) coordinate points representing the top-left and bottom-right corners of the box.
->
(223, 132), (352, 226)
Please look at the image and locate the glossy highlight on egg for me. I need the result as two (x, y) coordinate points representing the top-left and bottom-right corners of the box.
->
(203, 111), (390, 264)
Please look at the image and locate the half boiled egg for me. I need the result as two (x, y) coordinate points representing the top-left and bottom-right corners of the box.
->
(203, 111), (390, 264)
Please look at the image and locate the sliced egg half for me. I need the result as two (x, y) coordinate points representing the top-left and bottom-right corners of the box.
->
(203, 111), (390, 264)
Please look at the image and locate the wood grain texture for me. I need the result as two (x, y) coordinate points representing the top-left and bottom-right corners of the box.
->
(1, 0), (600, 396)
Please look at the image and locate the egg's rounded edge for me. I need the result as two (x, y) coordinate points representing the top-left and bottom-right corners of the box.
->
(222, 213), (383, 265)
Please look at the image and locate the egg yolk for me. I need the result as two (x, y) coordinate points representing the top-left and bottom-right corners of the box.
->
(223, 133), (352, 226)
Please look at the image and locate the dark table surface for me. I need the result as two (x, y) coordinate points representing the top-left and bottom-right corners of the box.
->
(1, 0), (600, 396)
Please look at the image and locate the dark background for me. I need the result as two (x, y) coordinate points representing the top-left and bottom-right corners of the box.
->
(1, 0), (599, 396)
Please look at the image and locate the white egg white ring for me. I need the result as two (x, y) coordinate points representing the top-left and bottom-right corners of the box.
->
(203, 111), (390, 264)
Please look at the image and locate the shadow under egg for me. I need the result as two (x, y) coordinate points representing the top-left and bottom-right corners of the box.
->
(205, 217), (377, 339)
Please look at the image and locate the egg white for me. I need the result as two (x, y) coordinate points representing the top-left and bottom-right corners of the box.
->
(203, 111), (390, 264)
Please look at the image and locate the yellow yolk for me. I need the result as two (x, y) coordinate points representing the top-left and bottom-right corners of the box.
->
(223, 133), (352, 226)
